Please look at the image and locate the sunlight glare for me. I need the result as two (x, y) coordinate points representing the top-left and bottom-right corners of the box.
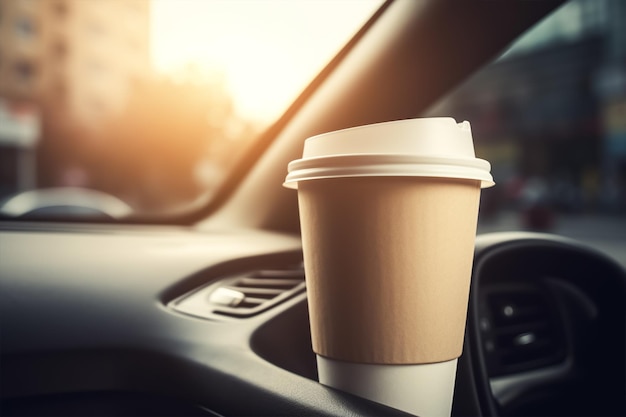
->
(151, 0), (382, 121)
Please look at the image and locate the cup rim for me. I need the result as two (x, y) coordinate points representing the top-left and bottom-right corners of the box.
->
(284, 153), (494, 189)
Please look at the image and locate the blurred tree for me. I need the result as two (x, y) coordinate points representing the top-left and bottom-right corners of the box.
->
(37, 67), (261, 213)
(94, 73), (240, 211)
(38, 105), (93, 189)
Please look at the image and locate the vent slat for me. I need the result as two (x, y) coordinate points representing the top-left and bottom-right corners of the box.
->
(490, 321), (551, 336)
(169, 265), (306, 321)
(249, 269), (305, 279)
(242, 297), (272, 305)
(236, 277), (303, 289)
(227, 287), (284, 297)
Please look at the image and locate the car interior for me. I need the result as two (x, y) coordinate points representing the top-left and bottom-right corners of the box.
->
(1, 1), (625, 416)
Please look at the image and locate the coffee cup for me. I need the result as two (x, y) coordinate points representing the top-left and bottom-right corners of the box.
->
(284, 118), (493, 416)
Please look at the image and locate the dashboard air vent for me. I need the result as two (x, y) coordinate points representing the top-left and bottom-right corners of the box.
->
(479, 285), (566, 377)
(170, 265), (306, 320)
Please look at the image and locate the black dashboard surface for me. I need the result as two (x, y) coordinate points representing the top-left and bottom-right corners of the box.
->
(0, 224), (410, 416)
(1, 224), (624, 416)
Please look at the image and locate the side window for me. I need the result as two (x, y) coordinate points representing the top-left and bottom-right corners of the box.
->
(427, 0), (626, 245)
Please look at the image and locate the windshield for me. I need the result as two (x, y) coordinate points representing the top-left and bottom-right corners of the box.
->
(426, 0), (626, 265)
(0, 0), (382, 219)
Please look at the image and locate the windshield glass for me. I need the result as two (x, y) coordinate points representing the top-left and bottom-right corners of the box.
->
(0, 0), (382, 219)
(426, 0), (626, 265)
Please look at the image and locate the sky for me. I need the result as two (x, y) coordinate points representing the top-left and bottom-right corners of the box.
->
(150, 0), (382, 122)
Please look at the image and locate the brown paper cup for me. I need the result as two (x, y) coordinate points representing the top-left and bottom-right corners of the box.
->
(299, 176), (481, 365)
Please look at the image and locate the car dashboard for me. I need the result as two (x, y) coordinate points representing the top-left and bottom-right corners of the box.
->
(0, 223), (624, 416)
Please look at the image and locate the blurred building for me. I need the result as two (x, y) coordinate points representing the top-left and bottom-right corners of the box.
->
(0, 0), (150, 196)
(0, 0), (150, 125)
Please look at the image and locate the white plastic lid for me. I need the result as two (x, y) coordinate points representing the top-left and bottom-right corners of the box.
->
(284, 118), (494, 189)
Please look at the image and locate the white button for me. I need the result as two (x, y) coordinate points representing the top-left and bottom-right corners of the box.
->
(208, 287), (245, 307)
